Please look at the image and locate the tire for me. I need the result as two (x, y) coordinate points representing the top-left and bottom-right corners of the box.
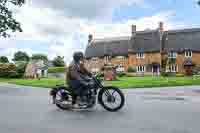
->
(98, 87), (125, 112)
(56, 103), (71, 110)
(55, 88), (72, 110)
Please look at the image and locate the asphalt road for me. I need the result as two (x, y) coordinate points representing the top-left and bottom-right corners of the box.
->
(0, 84), (200, 133)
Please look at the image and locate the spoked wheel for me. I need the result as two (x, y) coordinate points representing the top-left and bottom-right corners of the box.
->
(55, 89), (73, 110)
(98, 87), (125, 112)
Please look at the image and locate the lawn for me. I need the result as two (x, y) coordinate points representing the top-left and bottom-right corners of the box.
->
(0, 78), (64, 88)
(105, 76), (200, 88)
(1, 76), (200, 89)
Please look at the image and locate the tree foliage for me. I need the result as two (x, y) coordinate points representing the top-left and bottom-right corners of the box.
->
(0, 56), (9, 63)
(0, 0), (25, 37)
(52, 56), (65, 67)
(31, 54), (48, 62)
(0, 63), (18, 78)
(15, 61), (27, 77)
(48, 67), (66, 73)
(13, 51), (30, 62)
(198, 0), (200, 6)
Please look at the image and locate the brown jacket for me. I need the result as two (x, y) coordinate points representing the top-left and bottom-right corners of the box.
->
(66, 61), (90, 83)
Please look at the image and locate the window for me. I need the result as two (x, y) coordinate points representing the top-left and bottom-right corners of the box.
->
(136, 65), (145, 72)
(116, 56), (126, 61)
(92, 57), (98, 63)
(168, 51), (177, 58)
(91, 68), (99, 73)
(168, 64), (177, 72)
(136, 52), (144, 59)
(116, 64), (125, 72)
(104, 56), (109, 63)
(185, 50), (192, 58)
(116, 56), (125, 59)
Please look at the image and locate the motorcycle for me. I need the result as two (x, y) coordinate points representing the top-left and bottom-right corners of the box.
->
(49, 75), (125, 112)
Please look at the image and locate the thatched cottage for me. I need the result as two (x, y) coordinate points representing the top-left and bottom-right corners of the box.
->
(24, 60), (48, 79)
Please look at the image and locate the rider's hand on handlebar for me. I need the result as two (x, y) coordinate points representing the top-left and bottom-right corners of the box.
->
(88, 72), (93, 77)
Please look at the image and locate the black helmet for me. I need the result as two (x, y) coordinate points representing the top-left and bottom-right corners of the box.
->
(73, 51), (84, 62)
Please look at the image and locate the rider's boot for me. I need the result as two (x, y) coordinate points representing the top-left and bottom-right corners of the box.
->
(77, 96), (87, 107)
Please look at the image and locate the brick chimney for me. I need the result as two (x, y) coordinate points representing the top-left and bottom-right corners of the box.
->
(131, 25), (136, 37)
(159, 22), (164, 32)
(158, 22), (164, 55)
(88, 34), (93, 43)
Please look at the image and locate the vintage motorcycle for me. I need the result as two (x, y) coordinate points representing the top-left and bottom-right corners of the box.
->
(49, 75), (125, 112)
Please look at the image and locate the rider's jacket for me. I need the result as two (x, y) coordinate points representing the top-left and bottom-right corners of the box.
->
(66, 61), (90, 84)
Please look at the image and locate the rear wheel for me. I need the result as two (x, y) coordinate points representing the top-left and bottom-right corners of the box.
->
(98, 87), (125, 112)
(55, 88), (73, 110)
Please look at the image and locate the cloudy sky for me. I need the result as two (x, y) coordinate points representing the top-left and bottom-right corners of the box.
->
(0, 0), (200, 64)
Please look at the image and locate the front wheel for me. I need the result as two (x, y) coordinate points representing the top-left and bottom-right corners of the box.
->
(98, 87), (125, 112)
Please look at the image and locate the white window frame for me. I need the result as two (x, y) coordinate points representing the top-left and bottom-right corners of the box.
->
(116, 64), (125, 72)
(91, 57), (98, 63)
(168, 51), (177, 59)
(91, 68), (99, 73)
(136, 52), (144, 59)
(104, 56), (109, 63)
(136, 65), (145, 73)
(116, 56), (125, 59)
(185, 50), (192, 58)
(168, 64), (178, 72)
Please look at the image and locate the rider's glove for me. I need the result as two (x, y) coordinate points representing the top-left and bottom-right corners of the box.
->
(87, 72), (92, 77)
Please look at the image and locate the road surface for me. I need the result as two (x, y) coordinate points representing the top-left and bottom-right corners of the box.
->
(0, 83), (200, 133)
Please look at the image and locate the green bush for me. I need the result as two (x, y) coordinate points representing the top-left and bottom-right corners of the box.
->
(117, 72), (126, 77)
(96, 72), (104, 78)
(0, 63), (20, 78)
(7, 71), (22, 78)
(48, 67), (66, 73)
(15, 61), (27, 78)
(161, 71), (176, 77)
(161, 71), (169, 77)
(176, 73), (184, 77)
(127, 66), (136, 73)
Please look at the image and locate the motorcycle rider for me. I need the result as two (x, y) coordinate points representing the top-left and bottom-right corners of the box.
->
(66, 51), (92, 106)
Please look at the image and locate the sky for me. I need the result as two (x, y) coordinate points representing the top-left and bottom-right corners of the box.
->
(0, 0), (200, 64)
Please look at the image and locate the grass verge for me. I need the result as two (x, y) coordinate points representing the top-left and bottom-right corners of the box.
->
(1, 76), (200, 88)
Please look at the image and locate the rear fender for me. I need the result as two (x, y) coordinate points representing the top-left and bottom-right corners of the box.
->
(49, 87), (58, 96)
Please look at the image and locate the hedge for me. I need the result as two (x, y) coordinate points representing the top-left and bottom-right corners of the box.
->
(127, 66), (136, 73)
(0, 63), (20, 78)
(48, 67), (66, 73)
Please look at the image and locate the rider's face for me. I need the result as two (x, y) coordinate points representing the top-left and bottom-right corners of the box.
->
(80, 57), (84, 63)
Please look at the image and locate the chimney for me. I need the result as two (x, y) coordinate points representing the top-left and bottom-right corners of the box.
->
(159, 22), (164, 32)
(88, 34), (93, 43)
(159, 22), (164, 54)
(131, 25), (136, 37)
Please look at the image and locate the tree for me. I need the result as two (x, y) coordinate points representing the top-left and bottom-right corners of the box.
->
(31, 54), (48, 62)
(0, 56), (9, 63)
(198, 0), (200, 6)
(52, 56), (65, 67)
(15, 61), (27, 77)
(13, 51), (30, 62)
(0, 0), (25, 38)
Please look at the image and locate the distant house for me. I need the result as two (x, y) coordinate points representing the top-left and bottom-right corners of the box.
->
(24, 60), (48, 79)
(47, 61), (54, 67)
(84, 22), (200, 76)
